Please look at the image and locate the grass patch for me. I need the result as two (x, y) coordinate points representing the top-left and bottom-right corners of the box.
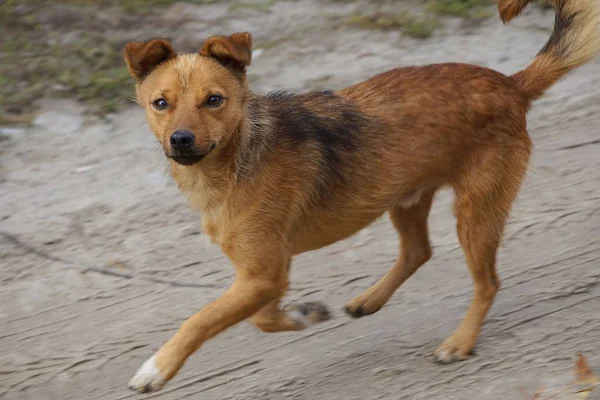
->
(0, 0), (555, 125)
(229, 0), (276, 13)
(533, 0), (554, 10)
(344, 0), (502, 38)
(58, 0), (222, 13)
(0, 0), (228, 123)
(428, 0), (494, 18)
(345, 11), (439, 38)
(0, 16), (133, 118)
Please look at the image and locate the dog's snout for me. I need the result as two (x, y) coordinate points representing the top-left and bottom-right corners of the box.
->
(170, 130), (195, 150)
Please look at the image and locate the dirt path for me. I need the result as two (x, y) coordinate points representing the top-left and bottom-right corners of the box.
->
(1, 1), (599, 399)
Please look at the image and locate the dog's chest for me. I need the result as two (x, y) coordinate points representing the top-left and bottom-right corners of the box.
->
(200, 209), (227, 245)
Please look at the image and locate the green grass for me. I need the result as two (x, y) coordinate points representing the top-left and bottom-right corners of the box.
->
(229, 0), (276, 13)
(344, 0), (498, 38)
(0, 0), (555, 125)
(428, 0), (494, 18)
(61, 0), (222, 13)
(0, 0), (228, 123)
(533, 0), (554, 10)
(0, 30), (133, 118)
(345, 11), (439, 38)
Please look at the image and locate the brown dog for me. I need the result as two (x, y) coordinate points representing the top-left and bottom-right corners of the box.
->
(123, 0), (600, 393)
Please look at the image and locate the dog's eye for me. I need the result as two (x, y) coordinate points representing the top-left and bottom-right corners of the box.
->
(205, 95), (223, 108)
(152, 98), (169, 111)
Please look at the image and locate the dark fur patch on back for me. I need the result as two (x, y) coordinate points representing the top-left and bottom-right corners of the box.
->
(246, 90), (372, 202)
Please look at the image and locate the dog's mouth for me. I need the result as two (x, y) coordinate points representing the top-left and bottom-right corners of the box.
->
(170, 154), (204, 166)
(167, 143), (216, 166)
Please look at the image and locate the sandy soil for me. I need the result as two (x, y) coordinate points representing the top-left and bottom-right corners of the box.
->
(1, 1), (599, 399)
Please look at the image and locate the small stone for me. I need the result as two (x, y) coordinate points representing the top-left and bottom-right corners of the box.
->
(33, 111), (82, 133)
(253, 48), (265, 59)
(0, 127), (25, 137)
(75, 164), (99, 173)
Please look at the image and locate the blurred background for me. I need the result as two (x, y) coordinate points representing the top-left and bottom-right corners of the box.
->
(1, 1), (599, 399)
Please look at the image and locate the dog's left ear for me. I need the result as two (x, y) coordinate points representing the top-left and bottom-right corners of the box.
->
(200, 32), (252, 74)
(124, 39), (176, 81)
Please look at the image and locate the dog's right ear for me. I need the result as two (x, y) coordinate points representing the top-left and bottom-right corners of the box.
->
(124, 39), (176, 81)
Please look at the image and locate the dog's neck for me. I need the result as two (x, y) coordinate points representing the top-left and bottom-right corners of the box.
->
(170, 160), (232, 217)
(235, 93), (274, 180)
(169, 93), (271, 217)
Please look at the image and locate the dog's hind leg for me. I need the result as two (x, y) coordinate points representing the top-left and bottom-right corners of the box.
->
(344, 189), (436, 318)
(251, 299), (331, 332)
(250, 261), (331, 333)
(434, 142), (530, 363)
(250, 261), (331, 332)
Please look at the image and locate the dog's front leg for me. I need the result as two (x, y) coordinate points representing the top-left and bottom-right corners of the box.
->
(128, 266), (286, 393)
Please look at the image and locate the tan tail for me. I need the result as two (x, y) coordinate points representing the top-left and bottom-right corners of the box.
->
(498, 0), (600, 101)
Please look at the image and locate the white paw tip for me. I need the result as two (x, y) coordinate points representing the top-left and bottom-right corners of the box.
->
(128, 355), (166, 393)
(434, 350), (454, 364)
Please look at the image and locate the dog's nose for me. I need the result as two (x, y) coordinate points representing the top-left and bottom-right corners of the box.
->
(170, 130), (195, 150)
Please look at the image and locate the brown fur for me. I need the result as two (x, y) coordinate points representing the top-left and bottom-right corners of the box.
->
(123, 0), (600, 393)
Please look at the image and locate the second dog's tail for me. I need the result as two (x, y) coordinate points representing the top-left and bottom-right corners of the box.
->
(498, 0), (600, 101)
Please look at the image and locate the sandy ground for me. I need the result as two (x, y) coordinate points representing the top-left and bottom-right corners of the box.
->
(1, 1), (600, 399)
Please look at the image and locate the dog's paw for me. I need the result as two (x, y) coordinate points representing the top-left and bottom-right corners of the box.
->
(343, 291), (385, 318)
(128, 355), (167, 393)
(433, 336), (474, 364)
(287, 302), (331, 328)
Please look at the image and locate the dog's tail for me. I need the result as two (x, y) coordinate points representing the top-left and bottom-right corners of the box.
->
(498, 0), (600, 101)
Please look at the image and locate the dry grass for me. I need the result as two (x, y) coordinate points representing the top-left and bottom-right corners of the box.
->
(0, 0), (556, 125)
(344, 11), (440, 38)
(0, 0), (223, 123)
(343, 0), (497, 38)
(428, 0), (495, 18)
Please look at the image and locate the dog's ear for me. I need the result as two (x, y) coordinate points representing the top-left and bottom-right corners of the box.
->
(200, 32), (252, 75)
(124, 39), (176, 81)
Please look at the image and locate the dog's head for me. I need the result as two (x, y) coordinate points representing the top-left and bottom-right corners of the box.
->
(124, 33), (252, 166)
